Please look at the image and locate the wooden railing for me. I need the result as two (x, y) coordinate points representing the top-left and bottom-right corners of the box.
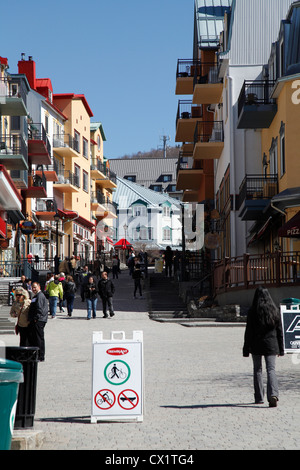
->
(213, 252), (300, 294)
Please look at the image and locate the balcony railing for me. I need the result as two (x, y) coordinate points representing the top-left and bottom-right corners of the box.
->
(176, 101), (203, 125)
(90, 159), (106, 175)
(237, 175), (278, 210)
(0, 134), (28, 162)
(55, 170), (80, 187)
(238, 80), (276, 117)
(213, 252), (300, 294)
(29, 170), (47, 191)
(194, 121), (224, 144)
(53, 134), (80, 153)
(176, 59), (202, 78)
(28, 123), (51, 155)
(193, 62), (221, 87)
(0, 77), (27, 103)
(36, 198), (58, 213)
(91, 190), (106, 205)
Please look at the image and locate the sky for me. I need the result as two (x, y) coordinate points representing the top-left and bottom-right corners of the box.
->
(0, 0), (194, 159)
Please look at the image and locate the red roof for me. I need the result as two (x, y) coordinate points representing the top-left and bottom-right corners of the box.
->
(53, 93), (93, 117)
(0, 57), (8, 66)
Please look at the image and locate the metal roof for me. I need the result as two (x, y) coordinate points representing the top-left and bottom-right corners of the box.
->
(113, 177), (181, 209)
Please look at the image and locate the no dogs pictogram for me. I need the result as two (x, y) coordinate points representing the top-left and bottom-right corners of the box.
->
(94, 389), (116, 410)
(118, 389), (139, 410)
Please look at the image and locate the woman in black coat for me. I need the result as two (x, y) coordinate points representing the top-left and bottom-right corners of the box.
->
(243, 286), (284, 407)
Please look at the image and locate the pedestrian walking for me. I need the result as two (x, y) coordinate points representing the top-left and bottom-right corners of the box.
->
(164, 246), (173, 277)
(132, 263), (143, 298)
(79, 265), (92, 301)
(27, 282), (48, 362)
(58, 272), (66, 312)
(63, 275), (77, 317)
(9, 287), (31, 346)
(46, 274), (63, 319)
(98, 271), (115, 318)
(112, 255), (120, 279)
(243, 286), (284, 407)
(85, 276), (98, 320)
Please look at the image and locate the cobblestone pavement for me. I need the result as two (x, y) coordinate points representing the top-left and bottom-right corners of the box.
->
(2, 270), (300, 451)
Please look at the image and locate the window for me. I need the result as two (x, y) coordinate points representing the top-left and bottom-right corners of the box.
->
(97, 136), (101, 151)
(74, 164), (80, 187)
(83, 137), (88, 159)
(124, 175), (136, 182)
(150, 184), (162, 192)
(132, 205), (146, 217)
(163, 206), (170, 217)
(163, 227), (171, 241)
(279, 122), (286, 177)
(74, 130), (80, 153)
(161, 175), (172, 182)
(269, 138), (278, 175)
(83, 170), (88, 192)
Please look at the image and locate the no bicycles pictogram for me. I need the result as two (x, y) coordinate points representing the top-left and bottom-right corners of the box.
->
(94, 389), (116, 410)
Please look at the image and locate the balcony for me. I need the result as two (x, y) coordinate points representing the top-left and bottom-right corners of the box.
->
(54, 170), (80, 193)
(0, 77), (28, 116)
(35, 198), (58, 221)
(35, 160), (59, 182)
(193, 121), (224, 160)
(96, 167), (117, 189)
(237, 175), (278, 221)
(175, 101), (203, 143)
(237, 81), (277, 129)
(0, 134), (28, 171)
(53, 134), (80, 158)
(193, 63), (223, 104)
(90, 159), (106, 180)
(91, 190), (106, 210)
(0, 165), (22, 211)
(28, 123), (51, 165)
(176, 153), (204, 191)
(22, 170), (47, 199)
(175, 59), (201, 95)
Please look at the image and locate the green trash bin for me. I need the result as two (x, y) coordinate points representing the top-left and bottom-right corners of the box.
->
(0, 358), (23, 450)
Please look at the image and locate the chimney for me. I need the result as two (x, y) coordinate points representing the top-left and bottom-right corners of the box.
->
(18, 55), (36, 90)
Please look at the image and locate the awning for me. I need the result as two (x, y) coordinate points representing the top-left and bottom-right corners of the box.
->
(106, 236), (114, 245)
(75, 215), (95, 231)
(278, 211), (300, 238)
(57, 209), (78, 221)
(271, 188), (300, 212)
(114, 238), (132, 249)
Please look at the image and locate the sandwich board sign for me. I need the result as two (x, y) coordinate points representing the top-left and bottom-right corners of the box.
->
(280, 304), (300, 353)
(91, 331), (143, 423)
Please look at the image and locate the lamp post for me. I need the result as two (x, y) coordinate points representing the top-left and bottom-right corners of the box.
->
(54, 212), (60, 274)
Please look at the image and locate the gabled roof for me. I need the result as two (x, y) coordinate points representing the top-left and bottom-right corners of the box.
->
(90, 122), (107, 141)
(53, 93), (94, 117)
(113, 177), (181, 209)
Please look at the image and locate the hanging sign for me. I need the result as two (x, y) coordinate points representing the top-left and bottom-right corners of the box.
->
(91, 331), (143, 423)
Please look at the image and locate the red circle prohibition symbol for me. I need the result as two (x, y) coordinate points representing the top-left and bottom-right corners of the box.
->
(118, 389), (139, 410)
(94, 389), (116, 410)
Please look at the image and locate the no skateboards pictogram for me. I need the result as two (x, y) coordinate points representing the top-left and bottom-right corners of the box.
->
(94, 389), (116, 410)
(118, 389), (139, 410)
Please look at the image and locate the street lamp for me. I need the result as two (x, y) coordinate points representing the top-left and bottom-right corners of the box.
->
(53, 212), (60, 274)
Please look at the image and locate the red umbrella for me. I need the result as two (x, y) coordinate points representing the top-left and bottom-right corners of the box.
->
(114, 238), (132, 250)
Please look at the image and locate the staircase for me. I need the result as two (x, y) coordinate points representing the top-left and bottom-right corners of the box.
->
(148, 273), (188, 321)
